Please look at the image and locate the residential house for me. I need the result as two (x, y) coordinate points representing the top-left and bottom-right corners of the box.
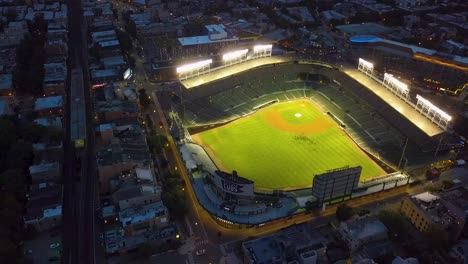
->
(119, 201), (169, 236)
(29, 162), (62, 183)
(24, 183), (63, 232)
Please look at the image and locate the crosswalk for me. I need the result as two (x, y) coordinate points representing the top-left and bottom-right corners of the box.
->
(220, 244), (227, 256)
(195, 239), (208, 246)
(186, 253), (195, 264)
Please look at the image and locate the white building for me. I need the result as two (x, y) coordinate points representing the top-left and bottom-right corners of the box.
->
(339, 216), (388, 252)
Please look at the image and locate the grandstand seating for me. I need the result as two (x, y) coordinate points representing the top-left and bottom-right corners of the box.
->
(180, 61), (440, 164)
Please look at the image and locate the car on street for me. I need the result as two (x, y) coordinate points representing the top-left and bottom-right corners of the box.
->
(49, 243), (60, 249)
(195, 249), (206, 256)
(48, 256), (59, 262)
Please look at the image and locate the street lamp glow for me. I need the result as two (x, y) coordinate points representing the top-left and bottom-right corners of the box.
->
(384, 73), (409, 93)
(222, 49), (248, 61)
(416, 94), (452, 121)
(359, 58), (374, 69)
(176, 59), (213, 74)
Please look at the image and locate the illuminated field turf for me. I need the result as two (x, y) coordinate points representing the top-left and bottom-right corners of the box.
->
(192, 100), (385, 190)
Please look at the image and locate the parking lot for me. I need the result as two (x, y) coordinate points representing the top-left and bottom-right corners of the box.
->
(24, 228), (62, 263)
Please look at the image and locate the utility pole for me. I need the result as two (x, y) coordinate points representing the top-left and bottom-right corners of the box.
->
(434, 133), (445, 158)
(398, 137), (408, 170)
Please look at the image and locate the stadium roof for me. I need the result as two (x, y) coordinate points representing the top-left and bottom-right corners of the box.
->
(181, 56), (289, 88)
(177, 35), (239, 46)
(345, 69), (444, 137)
(350, 35), (468, 66)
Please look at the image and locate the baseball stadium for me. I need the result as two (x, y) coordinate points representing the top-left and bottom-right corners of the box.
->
(168, 54), (447, 192)
(157, 44), (464, 227)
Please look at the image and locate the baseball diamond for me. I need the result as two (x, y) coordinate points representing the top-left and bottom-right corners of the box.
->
(191, 99), (385, 190)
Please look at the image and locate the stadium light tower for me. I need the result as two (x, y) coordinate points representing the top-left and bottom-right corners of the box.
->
(415, 94), (452, 129)
(383, 73), (409, 100)
(253, 44), (272, 59)
(176, 59), (213, 80)
(222, 49), (248, 66)
(358, 58), (374, 76)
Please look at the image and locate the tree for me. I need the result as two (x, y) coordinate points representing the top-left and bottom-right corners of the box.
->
(127, 55), (136, 70)
(377, 210), (410, 242)
(5, 141), (33, 171)
(125, 20), (137, 39)
(0, 169), (25, 193)
(0, 118), (17, 151)
(148, 133), (168, 154)
(336, 204), (354, 222)
(5, 7), (17, 22)
(137, 243), (153, 258)
(14, 34), (45, 95)
(423, 225), (449, 250)
(138, 89), (151, 110)
(21, 123), (48, 143)
(162, 189), (188, 219)
(89, 42), (102, 60)
(442, 180), (454, 190)
(116, 29), (133, 53)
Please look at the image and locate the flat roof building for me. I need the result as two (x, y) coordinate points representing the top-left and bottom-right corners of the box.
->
(339, 216), (388, 252)
(400, 192), (465, 240)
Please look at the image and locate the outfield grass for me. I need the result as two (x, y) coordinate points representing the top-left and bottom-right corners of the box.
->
(193, 100), (385, 190)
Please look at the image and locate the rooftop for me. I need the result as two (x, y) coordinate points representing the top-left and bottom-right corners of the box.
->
(113, 184), (161, 203)
(135, 168), (155, 182)
(99, 40), (120, 48)
(349, 35), (468, 66)
(101, 56), (126, 68)
(341, 216), (387, 241)
(92, 69), (118, 79)
(34, 96), (63, 111)
(441, 186), (468, 212)
(119, 201), (167, 227)
(34, 117), (63, 128)
(102, 205), (117, 218)
(409, 192), (461, 227)
(336, 23), (396, 36)
(178, 35), (239, 46)
(44, 63), (67, 83)
(29, 162), (61, 175)
(0, 74), (13, 90)
(96, 125), (150, 166)
(97, 100), (139, 114)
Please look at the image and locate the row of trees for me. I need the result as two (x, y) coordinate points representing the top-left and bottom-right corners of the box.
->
(0, 117), (62, 263)
(146, 128), (188, 220)
(13, 16), (48, 96)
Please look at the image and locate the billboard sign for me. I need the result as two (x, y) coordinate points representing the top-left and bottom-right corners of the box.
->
(214, 172), (254, 196)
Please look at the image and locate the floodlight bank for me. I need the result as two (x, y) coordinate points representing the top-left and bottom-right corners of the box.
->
(359, 58), (374, 69)
(416, 94), (452, 121)
(253, 44), (273, 52)
(176, 59), (213, 73)
(223, 49), (248, 61)
(384, 73), (408, 92)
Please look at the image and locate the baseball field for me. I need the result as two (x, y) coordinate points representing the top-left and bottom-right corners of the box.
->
(191, 100), (385, 190)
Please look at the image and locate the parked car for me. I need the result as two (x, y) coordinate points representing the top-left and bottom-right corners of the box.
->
(48, 256), (59, 262)
(195, 249), (206, 256)
(49, 243), (60, 249)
